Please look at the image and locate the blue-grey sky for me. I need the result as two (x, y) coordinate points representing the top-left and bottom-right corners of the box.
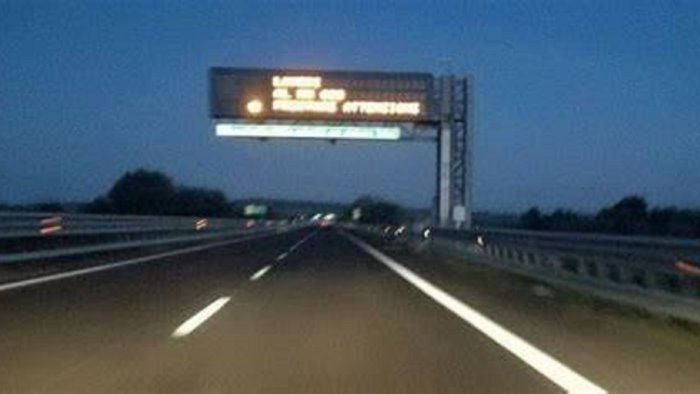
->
(1, 0), (699, 212)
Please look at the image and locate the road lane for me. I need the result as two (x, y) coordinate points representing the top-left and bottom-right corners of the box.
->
(5, 226), (667, 393)
(0, 227), (315, 393)
(0, 228), (289, 293)
(31, 228), (558, 393)
(342, 230), (604, 394)
(368, 231), (700, 393)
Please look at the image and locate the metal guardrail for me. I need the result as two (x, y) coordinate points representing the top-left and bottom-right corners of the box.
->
(0, 211), (291, 264)
(430, 227), (700, 297)
(0, 211), (251, 238)
(348, 223), (700, 322)
(0, 228), (282, 264)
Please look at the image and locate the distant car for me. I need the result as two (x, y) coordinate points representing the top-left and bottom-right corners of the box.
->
(318, 219), (333, 228)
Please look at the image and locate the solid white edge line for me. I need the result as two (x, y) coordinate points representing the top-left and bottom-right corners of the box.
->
(250, 264), (273, 281)
(341, 230), (607, 394)
(0, 228), (299, 293)
(171, 296), (231, 338)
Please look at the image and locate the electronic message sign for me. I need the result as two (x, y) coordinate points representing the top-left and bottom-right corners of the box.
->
(209, 68), (434, 124)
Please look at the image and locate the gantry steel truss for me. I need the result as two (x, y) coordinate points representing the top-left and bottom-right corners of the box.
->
(435, 75), (473, 229)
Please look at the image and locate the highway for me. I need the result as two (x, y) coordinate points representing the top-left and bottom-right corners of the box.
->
(1, 227), (700, 393)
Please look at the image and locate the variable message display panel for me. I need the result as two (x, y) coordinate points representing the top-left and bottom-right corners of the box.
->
(210, 68), (434, 123)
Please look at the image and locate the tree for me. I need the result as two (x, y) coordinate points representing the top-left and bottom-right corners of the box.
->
(84, 168), (233, 217)
(107, 169), (176, 215)
(31, 202), (64, 212)
(595, 196), (649, 235)
(516, 195), (700, 239)
(82, 196), (113, 214)
(648, 207), (700, 238)
(520, 207), (544, 230)
(171, 187), (230, 216)
(546, 209), (585, 232)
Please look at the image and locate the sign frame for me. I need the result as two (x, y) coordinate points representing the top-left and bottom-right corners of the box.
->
(209, 67), (436, 124)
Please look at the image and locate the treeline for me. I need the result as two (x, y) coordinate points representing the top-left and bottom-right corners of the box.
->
(520, 196), (700, 238)
(84, 169), (231, 217)
(2, 169), (410, 221)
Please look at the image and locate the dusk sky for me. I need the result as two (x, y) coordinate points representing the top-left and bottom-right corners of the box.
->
(1, 1), (699, 212)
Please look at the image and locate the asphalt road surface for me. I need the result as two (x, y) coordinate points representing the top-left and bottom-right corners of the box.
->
(1, 227), (699, 393)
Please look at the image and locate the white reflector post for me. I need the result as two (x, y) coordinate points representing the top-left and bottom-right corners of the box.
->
(215, 123), (401, 140)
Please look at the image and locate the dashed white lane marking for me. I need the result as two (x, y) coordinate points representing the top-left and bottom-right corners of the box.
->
(250, 264), (273, 281)
(341, 231), (607, 394)
(288, 230), (317, 252)
(276, 252), (288, 261)
(249, 230), (316, 284)
(172, 296), (231, 338)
